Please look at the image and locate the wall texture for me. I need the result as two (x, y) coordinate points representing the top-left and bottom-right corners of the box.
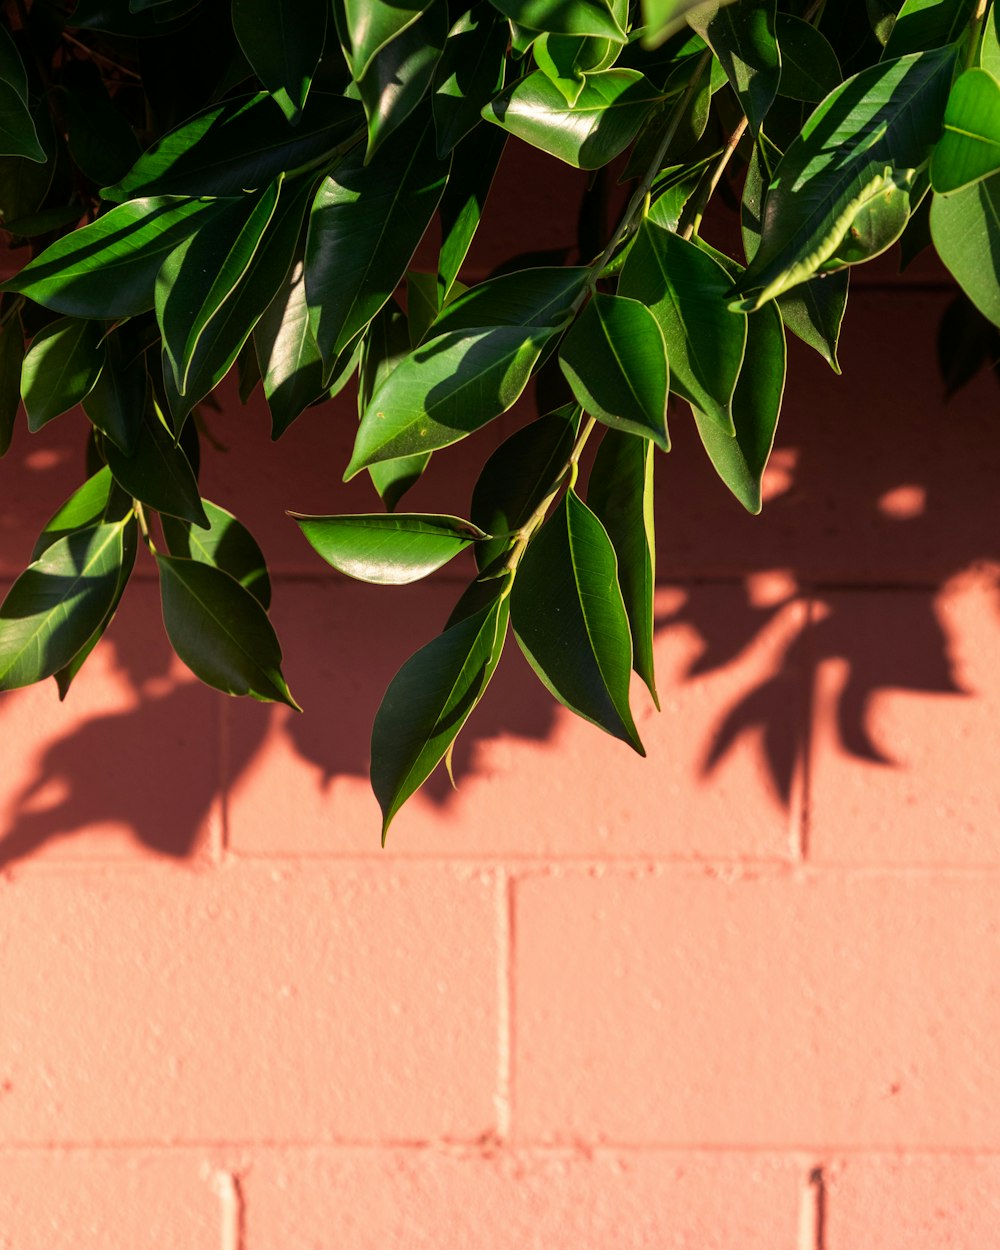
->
(1, 149), (999, 1247)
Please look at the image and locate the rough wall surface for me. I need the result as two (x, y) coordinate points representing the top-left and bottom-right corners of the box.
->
(1, 149), (999, 1247)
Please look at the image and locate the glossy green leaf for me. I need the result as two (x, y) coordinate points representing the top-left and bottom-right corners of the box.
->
(32, 466), (131, 561)
(0, 197), (230, 319)
(427, 265), (587, 336)
(732, 48), (956, 309)
(162, 499), (271, 607)
(232, 0), (328, 123)
(0, 307), (23, 456)
(156, 553), (299, 707)
(647, 162), (708, 232)
(342, 0), (433, 78)
(432, 7), (509, 155)
(587, 429), (657, 706)
(356, 6), (448, 157)
(104, 405), (209, 528)
(688, 0), (780, 133)
(485, 68), (659, 169)
(883, 0), (976, 59)
(372, 586), (509, 839)
(293, 512), (487, 584)
(255, 255), (326, 438)
(82, 326), (148, 454)
(930, 172), (1000, 327)
(0, 520), (128, 691)
(775, 13), (842, 103)
(104, 91), (362, 200)
(470, 406), (578, 570)
(157, 182), (279, 396)
(693, 300), (785, 514)
(619, 220), (746, 431)
(931, 69), (1000, 194)
(489, 0), (625, 41)
(304, 114), (449, 365)
(511, 488), (643, 752)
(559, 294), (669, 447)
(407, 270), (440, 347)
(21, 318), (106, 432)
(639, 0), (739, 48)
(533, 34), (587, 105)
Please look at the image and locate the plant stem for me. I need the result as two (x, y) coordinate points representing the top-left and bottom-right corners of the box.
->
(678, 115), (749, 241)
(60, 32), (142, 81)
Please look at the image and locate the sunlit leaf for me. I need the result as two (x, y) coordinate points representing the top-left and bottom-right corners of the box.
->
(162, 499), (271, 607)
(930, 171), (1000, 328)
(432, 7), (509, 155)
(255, 255), (326, 438)
(883, 0), (976, 59)
(356, 6), (448, 157)
(293, 512), (487, 584)
(488, 0), (626, 41)
(21, 317), (105, 432)
(931, 68), (1000, 194)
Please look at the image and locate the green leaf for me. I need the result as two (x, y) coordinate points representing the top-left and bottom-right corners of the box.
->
(732, 47), (956, 309)
(883, 0), (976, 59)
(693, 300), (785, 514)
(104, 404), (209, 528)
(982, 2), (1000, 80)
(511, 487), (643, 752)
(428, 264), (588, 335)
(488, 0), (625, 41)
(619, 220), (746, 431)
(356, 6), (448, 157)
(0, 520), (128, 691)
(82, 326), (148, 454)
(162, 499), (271, 607)
(0, 25), (28, 105)
(639, 0), (738, 48)
(0, 78), (44, 163)
(342, 0), (433, 79)
(255, 254), (326, 438)
(470, 405), (578, 570)
(930, 171), (1000, 327)
(0, 307), (23, 456)
(103, 91), (362, 200)
(21, 317), (106, 432)
(232, 0), (328, 123)
(866, 0), (900, 45)
(775, 13), (842, 103)
(157, 182), (280, 397)
(587, 429), (657, 706)
(931, 68), (1000, 194)
(156, 553), (299, 707)
(407, 270), (441, 347)
(688, 0), (780, 133)
(304, 113), (449, 366)
(0, 197), (230, 319)
(32, 466), (131, 560)
(293, 512), (487, 584)
(485, 68), (660, 168)
(558, 293), (669, 448)
(432, 7), (509, 155)
(371, 586), (509, 839)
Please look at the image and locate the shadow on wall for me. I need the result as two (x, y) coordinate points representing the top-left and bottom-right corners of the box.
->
(0, 288), (997, 864)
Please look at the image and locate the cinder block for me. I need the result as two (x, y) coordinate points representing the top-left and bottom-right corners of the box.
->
(825, 1155), (1000, 1249)
(0, 864), (497, 1144)
(240, 1147), (801, 1250)
(226, 582), (805, 860)
(807, 577), (1000, 865)
(514, 868), (1000, 1149)
(0, 1150), (219, 1250)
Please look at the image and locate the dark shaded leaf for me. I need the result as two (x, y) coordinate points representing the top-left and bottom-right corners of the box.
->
(21, 317), (106, 432)
(232, 0), (328, 123)
(688, 0), (780, 133)
(775, 13), (842, 103)
(104, 404), (209, 527)
(82, 326), (148, 453)
(255, 254), (326, 437)
(32, 466), (132, 561)
(406, 270), (440, 347)
(0, 307), (23, 455)
(356, 6), (448, 157)
(293, 512), (486, 584)
(432, 7), (508, 155)
(437, 122), (506, 300)
(883, 0), (975, 59)
(62, 59), (141, 187)
(0, 78), (44, 162)
(0, 24), (28, 105)
(162, 498), (271, 607)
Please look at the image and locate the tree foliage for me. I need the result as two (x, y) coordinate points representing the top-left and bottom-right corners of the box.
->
(0, 0), (997, 839)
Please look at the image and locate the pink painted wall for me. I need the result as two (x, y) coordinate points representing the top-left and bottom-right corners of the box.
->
(2, 150), (999, 1246)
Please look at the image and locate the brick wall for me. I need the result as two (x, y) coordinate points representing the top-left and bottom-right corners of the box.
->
(1, 149), (999, 1246)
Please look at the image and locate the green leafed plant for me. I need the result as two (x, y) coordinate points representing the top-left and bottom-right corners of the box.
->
(0, 0), (994, 839)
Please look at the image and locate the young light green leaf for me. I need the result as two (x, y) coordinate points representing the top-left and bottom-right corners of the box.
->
(103, 91), (362, 200)
(356, 5), (448, 157)
(21, 317), (105, 432)
(485, 68), (660, 169)
(0, 306), (23, 455)
(82, 326), (148, 454)
(0, 520), (127, 691)
(511, 488), (643, 752)
(732, 47), (956, 309)
(255, 255), (326, 438)
(688, 0), (780, 133)
(883, 0), (976, 59)
(0, 196), (230, 319)
(619, 220), (746, 431)
(232, 0), (328, 123)
(775, 13), (842, 103)
(371, 586), (509, 840)
(31, 466), (131, 561)
(931, 69), (1000, 194)
(930, 172), (1000, 327)
(693, 300), (786, 514)
(104, 405), (209, 528)
(156, 553), (299, 707)
(305, 114), (449, 365)
(558, 293), (669, 448)
(470, 405), (578, 570)
(292, 512), (487, 584)
(587, 430), (657, 707)
(162, 499), (271, 607)
(488, 0), (626, 41)
(432, 7), (509, 155)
